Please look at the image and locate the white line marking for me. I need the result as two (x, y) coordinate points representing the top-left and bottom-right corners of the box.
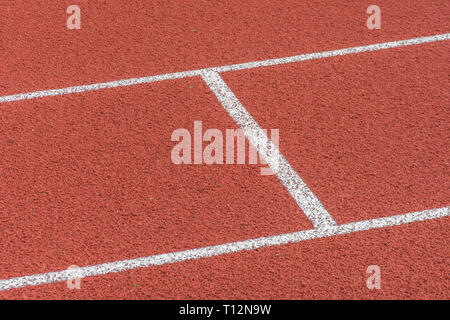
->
(211, 33), (450, 73)
(0, 33), (448, 103)
(0, 207), (448, 291)
(1, 33), (448, 291)
(201, 70), (336, 228)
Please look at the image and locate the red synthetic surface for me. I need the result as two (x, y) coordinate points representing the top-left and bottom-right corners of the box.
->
(0, 1), (449, 299)
(0, 77), (312, 279)
(222, 42), (450, 223)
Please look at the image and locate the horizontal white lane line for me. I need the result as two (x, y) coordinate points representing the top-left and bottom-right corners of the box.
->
(1, 33), (449, 103)
(201, 70), (337, 228)
(0, 206), (448, 291)
(211, 33), (450, 73)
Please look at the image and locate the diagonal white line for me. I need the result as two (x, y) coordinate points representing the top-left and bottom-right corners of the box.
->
(0, 33), (449, 103)
(0, 206), (448, 291)
(201, 70), (337, 228)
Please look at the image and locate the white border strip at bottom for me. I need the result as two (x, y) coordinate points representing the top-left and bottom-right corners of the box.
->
(0, 206), (448, 291)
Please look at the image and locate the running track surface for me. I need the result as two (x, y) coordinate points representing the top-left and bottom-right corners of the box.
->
(0, 1), (449, 299)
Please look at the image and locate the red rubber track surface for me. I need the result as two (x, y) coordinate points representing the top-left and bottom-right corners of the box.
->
(221, 42), (450, 223)
(0, 78), (312, 279)
(1, 0), (449, 94)
(0, 0), (449, 299)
